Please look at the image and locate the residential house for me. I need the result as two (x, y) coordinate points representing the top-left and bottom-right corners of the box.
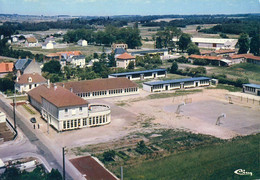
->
(14, 58), (42, 75)
(111, 43), (128, 51)
(42, 41), (54, 49)
(25, 37), (38, 47)
(0, 62), (14, 74)
(116, 52), (135, 69)
(15, 73), (47, 93)
(67, 55), (86, 68)
(114, 48), (127, 58)
(27, 83), (111, 131)
(77, 39), (88, 46)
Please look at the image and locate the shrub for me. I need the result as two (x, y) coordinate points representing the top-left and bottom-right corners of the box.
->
(135, 140), (152, 155)
(103, 150), (115, 161)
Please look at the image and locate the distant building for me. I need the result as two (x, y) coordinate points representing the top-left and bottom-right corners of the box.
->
(87, 59), (99, 67)
(200, 49), (236, 56)
(109, 69), (167, 80)
(0, 111), (6, 123)
(15, 73), (47, 93)
(42, 41), (54, 49)
(243, 84), (260, 96)
(67, 55), (86, 68)
(27, 83), (111, 131)
(143, 77), (211, 92)
(25, 37), (38, 47)
(77, 39), (88, 46)
(116, 52), (135, 69)
(0, 62), (13, 74)
(130, 49), (168, 57)
(111, 43), (128, 51)
(15, 58), (42, 75)
(114, 48), (127, 58)
(58, 77), (139, 99)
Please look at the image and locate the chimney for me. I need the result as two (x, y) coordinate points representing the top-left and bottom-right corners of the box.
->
(62, 83), (65, 88)
(47, 79), (50, 88)
(18, 56), (21, 60)
(70, 87), (73, 93)
(33, 58), (36, 62)
(54, 84), (57, 91)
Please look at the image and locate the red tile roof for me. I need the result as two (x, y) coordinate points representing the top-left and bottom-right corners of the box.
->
(57, 77), (138, 93)
(189, 55), (222, 60)
(27, 84), (88, 108)
(57, 51), (82, 56)
(0, 62), (13, 73)
(16, 73), (47, 84)
(116, 52), (135, 60)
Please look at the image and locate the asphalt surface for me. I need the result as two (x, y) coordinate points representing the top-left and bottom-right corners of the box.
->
(0, 97), (75, 180)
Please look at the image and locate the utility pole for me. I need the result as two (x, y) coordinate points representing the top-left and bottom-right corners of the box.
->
(63, 147), (66, 180)
(121, 166), (123, 180)
(13, 86), (17, 129)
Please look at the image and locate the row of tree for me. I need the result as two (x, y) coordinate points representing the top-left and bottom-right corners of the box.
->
(63, 26), (142, 48)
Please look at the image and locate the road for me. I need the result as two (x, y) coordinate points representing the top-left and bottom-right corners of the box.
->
(0, 96), (83, 180)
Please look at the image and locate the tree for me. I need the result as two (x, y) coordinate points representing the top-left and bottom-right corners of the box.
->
(187, 43), (200, 55)
(42, 60), (61, 74)
(249, 33), (260, 56)
(155, 36), (163, 48)
(108, 53), (116, 67)
(177, 33), (191, 52)
(103, 150), (115, 161)
(238, 33), (250, 54)
(46, 169), (62, 180)
(127, 61), (135, 69)
(170, 61), (178, 73)
(196, 26), (201, 31)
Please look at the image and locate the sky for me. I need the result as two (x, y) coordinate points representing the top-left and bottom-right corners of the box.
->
(0, 0), (259, 16)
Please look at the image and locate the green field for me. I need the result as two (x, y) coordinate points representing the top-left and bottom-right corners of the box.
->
(210, 63), (260, 83)
(122, 134), (260, 180)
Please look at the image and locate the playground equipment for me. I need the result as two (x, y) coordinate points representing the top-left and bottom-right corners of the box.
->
(216, 113), (226, 126)
(176, 102), (185, 114)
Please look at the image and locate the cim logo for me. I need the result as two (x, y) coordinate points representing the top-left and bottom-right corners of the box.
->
(234, 169), (253, 176)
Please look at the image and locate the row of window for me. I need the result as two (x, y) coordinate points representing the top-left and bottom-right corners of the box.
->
(170, 83), (180, 88)
(76, 88), (138, 98)
(184, 81), (194, 86)
(153, 84), (164, 89)
(200, 80), (209, 84)
(245, 87), (256, 92)
(109, 89), (123, 94)
(125, 87), (138, 93)
(63, 115), (109, 130)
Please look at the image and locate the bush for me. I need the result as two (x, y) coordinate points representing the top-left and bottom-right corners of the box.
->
(103, 150), (115, 161)
(170, 62), (178, 73)
(193, 59), (209, 65)
(135, 140), (152, 155)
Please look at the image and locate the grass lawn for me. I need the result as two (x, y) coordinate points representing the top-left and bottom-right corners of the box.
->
(210, 63), (260, 83)
(122, 134), (260, 180)
(207, 84), (242, 92)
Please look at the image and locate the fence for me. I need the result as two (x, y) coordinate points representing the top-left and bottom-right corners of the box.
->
(227, 94), (260, 106)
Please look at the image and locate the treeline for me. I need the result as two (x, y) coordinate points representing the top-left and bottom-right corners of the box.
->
(0, 39), (44, 61)
(199, 20), (260, 37)
(63, 26), (142, 48)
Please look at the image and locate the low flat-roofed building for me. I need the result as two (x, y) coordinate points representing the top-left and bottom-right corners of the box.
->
(27, 84), (111, 131)
(109, 69), (167, 80)
(143, 77), (211, 92)
(58, 77), (139, 99)
(243, 83), (260, 96)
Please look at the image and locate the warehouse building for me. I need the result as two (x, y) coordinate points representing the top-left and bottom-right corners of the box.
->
(143, 77), (211, 92)
(58, 77), (139, 99)
(108, 69), (167, 80)
(243, 84), (260, 96)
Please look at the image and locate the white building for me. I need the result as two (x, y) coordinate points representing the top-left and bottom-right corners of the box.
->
(111, 43), (128, 50)
(116, 52), (135, 69)
(42, 41), (54, 49)
(243, 84), (260, 96)
(109, 69), (167, 80)
(25, 37), (38, 47)
(15, 73), (47, 93)
(87, 59), (99, 67)
(67, 55), (86, 68)
(78, 39), (88, 46)
(143, 77), (211, 92)
(27, 84), (111, 131)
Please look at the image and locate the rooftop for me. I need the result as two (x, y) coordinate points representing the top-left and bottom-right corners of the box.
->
(114, 48), (126, 55)
(15, 59), (32, 71)
(57, 77), (138, 93)
(130, 48), (168, 55)
(0, 62), (13, 73)
(109, 68), (166, 77)
(243, 83), (260, 89)
(189, 55), (222, 60)
(16, 73), (46, 84)
(27, 84), (88, 108)
(116, 52), (135, 60)
(26, 37), (37, 43)
(144, 77), (211, 86)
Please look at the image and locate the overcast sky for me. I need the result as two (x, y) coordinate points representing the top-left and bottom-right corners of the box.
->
(0, 0), (259, 16)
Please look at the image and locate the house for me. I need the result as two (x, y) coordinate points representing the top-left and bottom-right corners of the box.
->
(77, 39), (88, 46)
(87, 59), (99, 67)
(15, 73), (47, 93)
(57, 77), (139, 99)
(44, 53), (62, 63)
(143, 77), (212, 92)
(27, 83), (111, 131)
(109, 69), (167, 80)
(14, 58), (42, 75)
(116, 52), (135, 69)
(243, 84), (260, 96)
(0, 62), (14, 74)
(114, 48), (127, 58)
(67, 55), (86, 68)
(111, 43), (128, 50)
(25, 37), (38, 47)
(42, 41), (54, 49)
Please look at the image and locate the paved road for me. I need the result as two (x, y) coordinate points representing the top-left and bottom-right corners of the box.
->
(0, 96), (83, 180)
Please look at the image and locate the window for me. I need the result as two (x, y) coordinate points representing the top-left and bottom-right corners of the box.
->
(96, 117), (98, 124)
(103, 116), (105, 123)
(65, 109), (68, 113)
(74, 120), (77, 127)
(83, 118), (87, 126)
(71, 120), (73, 128)
(78, 119), (81, 127)
(29, 84), (32, 89)
(89, 117), (92, 125)
(63, 121), (66, 129)
(99, 116), (102, 123)
(67, 121), (70, 128)
(93, 117), (95, 124)
(71, 109), (76, 115)
(79, 107), (82, 112)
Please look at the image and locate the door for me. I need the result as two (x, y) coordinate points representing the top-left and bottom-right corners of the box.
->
(195, 82), (199, 87)
(154, 73), (156, 78)
(165, 85), (168, 91)
(257, 90), (260, 96)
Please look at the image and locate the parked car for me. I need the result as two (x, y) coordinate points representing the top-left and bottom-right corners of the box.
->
(30, 117), (36, 123)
